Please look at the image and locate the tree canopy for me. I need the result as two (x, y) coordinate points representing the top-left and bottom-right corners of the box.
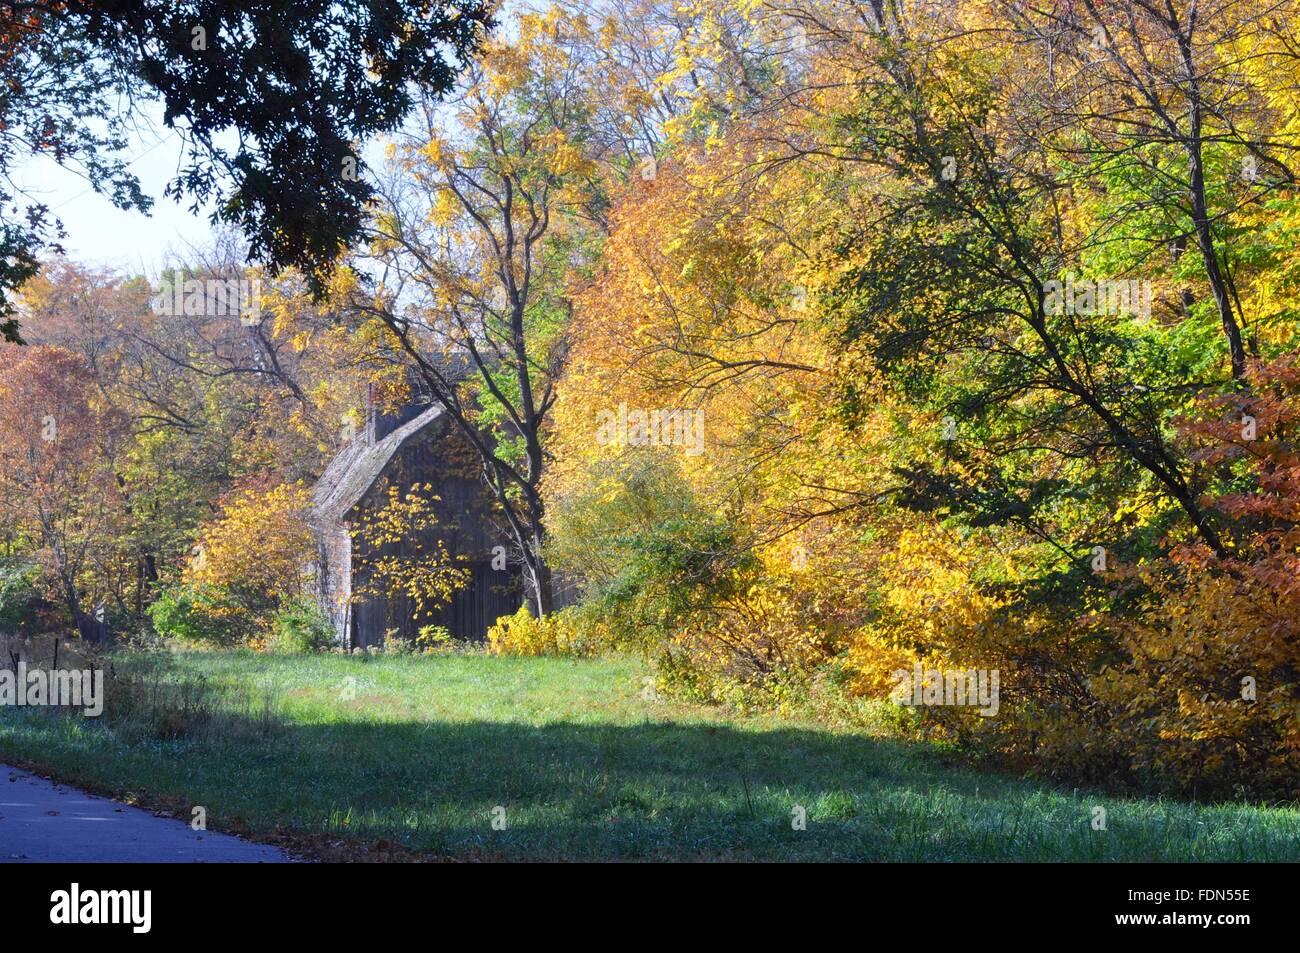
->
(0, 0), (493, 339)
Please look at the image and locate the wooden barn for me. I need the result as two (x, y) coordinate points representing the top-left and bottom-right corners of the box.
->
(309, 399), (523, 648)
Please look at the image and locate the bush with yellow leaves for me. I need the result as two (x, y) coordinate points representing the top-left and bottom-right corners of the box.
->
(150, 481), (316, 646)
(841, 360), (1300, 800)
(1081, 359), (1300, 799)
(486, 606), (601, 657)
(1090, 559), (1300, 800)
(843, 523), (1117, 774)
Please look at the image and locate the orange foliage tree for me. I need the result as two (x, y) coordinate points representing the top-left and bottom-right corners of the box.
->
(179, 481), (317, 642)
(1087, 359), (1300, 798)
(0, 344), (128, 638)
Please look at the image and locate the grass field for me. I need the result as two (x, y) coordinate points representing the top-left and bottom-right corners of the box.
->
(1, 650), (1296, 861)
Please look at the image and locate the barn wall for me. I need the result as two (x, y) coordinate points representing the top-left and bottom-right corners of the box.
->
(350, 562), (523, 647)
(349, 419), (523, 647)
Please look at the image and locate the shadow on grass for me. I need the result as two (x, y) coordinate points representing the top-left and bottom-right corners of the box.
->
(4, 705), (1295, 861)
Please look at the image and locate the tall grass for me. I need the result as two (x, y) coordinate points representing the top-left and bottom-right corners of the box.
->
(1, 636), (281, 746)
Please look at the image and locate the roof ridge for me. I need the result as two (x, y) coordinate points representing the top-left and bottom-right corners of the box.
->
(309, 403), (446, 526)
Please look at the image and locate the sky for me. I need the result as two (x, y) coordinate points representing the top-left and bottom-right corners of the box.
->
(13, 103), (218, 277)
(13, 100), (389, 278)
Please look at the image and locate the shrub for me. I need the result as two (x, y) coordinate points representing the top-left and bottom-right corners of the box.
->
(578, 513), (860, 706)
(147, 584), (243, 646)
(1087, 561), (1300, 800)
(415, 625), (454, 652)
(266, 597), (335, 654)
(840, 527), (1092, 770)
(0, 558), (41, 632)
(487, 606), (597, 657)
(1078, 357), (1300, 799)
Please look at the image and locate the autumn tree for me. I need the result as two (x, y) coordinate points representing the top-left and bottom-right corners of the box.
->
(994, 0), (1300, 382)
(350, 484), (469, 620)
(18, 249), (375, 625)
(354, 11), (614, 616)
(0, 345), (128, 639)
(170, 481), (317, 642)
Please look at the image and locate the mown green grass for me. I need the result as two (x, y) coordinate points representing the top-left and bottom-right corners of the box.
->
(1, 650), (1296, 861)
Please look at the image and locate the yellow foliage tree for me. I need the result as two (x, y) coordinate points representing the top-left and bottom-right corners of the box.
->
(185, 481), (316, 638)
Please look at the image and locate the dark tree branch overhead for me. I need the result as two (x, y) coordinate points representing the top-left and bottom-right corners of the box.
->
(0, 0), (493, 339)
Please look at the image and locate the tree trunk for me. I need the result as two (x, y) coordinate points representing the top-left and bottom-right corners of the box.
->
(1187, 138), (1246, 380)
(1176, 33), (1247, 380)
(531, 557), (554, 618)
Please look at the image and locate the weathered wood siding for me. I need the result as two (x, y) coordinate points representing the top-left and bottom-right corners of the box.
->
(348, 415), (523, 647)
(351, 562), (523, 647)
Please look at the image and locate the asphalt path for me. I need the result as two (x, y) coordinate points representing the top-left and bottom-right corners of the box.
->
(0, 764), (291, 863)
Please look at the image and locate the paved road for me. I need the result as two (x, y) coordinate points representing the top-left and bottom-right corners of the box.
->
(0, 765), (291, 862)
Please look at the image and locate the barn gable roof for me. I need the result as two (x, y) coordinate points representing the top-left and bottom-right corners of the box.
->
(310, 403), (446, 527)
